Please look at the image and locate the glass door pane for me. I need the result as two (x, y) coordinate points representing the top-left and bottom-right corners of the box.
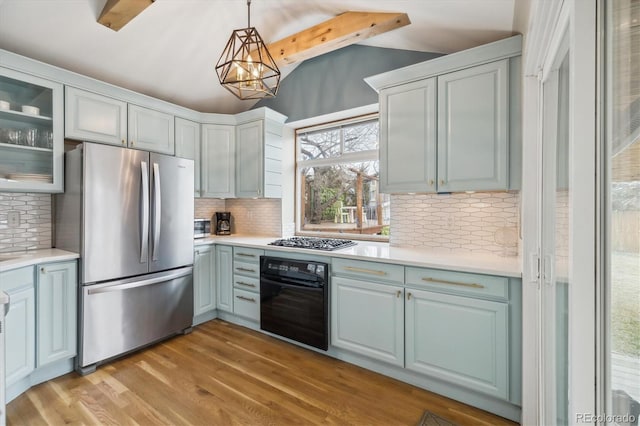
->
(605, 0), (640, 422)
(542, 32), (571, 426)
(0, 71), (54, 185)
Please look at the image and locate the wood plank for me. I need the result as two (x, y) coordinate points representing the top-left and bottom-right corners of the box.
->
(98, 0), (154, 31)
(7, 319), (516, 426)
(265, 11), (411, 67)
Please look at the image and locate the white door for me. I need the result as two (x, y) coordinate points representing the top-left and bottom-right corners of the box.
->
(602, 0), (640, 421)
(541, 30), (571, 425)
(522, 0), (597, 423)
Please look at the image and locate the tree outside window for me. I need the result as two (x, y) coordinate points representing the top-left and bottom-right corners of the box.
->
(296, 117), (390, 239)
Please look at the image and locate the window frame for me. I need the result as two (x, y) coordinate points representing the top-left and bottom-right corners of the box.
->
(294, 113), (389, 242)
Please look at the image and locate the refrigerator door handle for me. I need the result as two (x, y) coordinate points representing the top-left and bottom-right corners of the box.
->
(152, 162), (161, 261)
(86, 268), (192, 295)
(140, 161), (150, 263)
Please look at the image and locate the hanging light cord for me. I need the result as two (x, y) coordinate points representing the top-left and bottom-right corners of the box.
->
(247, 0), (251, 28)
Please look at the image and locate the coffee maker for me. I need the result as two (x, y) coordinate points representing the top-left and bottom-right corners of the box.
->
(214, 212), (231, 235)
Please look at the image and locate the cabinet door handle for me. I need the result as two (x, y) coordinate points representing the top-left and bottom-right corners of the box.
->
(236, 295), (256, 303)
(429, 179), (434, 186)
(343, 266), (387, 276)
(236, 281), (256, 288)
(396, 290), (402, 298)
(236, 253), (256, 258)
(40, 267), (45, 273)
(195, 250), (200, 255)
(236, 267), (256, 273)
(121, 139), (126, 145)
(440, 179), (445, 185)
(407, 292), (412, 300)
(3, 292), (9, 316)
(421, 277), (485, 289)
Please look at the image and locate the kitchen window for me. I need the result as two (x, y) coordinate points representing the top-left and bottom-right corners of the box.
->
(296, 115), (390, 240)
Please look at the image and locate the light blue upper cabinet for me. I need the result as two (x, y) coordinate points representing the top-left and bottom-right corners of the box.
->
(127, 104), (175, 155)
(235, 120), (263, 198)
(235, 118), (283, 199)
(175, 117), (201, 197)
(64, 86), (127, 147)
(437, 60), (509, 191)
(379, 78), (437, 193)
(36, 261), (77, 367)
(201, 124), (235, 198)
(365, 35), (522, 194)
(0, 67), (64, 193)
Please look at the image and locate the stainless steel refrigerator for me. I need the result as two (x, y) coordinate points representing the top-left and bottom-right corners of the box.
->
(55, 143), (194, 374)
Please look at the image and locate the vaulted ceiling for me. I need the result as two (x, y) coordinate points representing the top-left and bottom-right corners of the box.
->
(0, 0), (527, 114)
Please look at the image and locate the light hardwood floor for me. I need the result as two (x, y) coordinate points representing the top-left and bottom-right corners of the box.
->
(7, 319), (517, 425)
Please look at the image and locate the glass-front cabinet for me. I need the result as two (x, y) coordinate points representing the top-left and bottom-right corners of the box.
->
(0, 67), (63, 192)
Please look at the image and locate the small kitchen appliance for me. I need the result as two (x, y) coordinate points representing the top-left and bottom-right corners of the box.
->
(215, 212), (231, 235)
(194, 219), (211, 238)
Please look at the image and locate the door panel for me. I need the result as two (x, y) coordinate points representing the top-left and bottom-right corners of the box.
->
(437, 60), (509, 191)
(406, 288), (509, 399)
(541, 32), (570, 426)
(84, 143), (149, 283)
(149, 153), (194, 273)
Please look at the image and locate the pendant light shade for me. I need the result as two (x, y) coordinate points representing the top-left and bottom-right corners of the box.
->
(215, 0), (280, 100)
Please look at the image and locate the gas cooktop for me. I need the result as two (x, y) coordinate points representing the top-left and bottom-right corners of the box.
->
(268, 237), (357, 251)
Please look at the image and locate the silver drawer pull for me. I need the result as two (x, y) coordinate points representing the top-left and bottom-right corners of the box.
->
(237, 253), (256, 257)
(344, 266), (387, 276)
(236, 295), (256, 303)
(236, 267), (256, 273)
(421, 277), (485, 289)
(236, 281), (256, 288)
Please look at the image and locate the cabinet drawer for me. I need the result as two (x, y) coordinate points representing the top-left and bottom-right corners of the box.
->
(233, 261), (260, 278)
(405, 267), (508, 301)
(233, 275), (259, 293)
(233, 288), (260, 321)
(233, 247), (264, 262)
(332, 258), (404, 284)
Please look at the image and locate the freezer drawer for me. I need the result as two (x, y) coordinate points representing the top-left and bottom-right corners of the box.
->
(79, 267), (193, 370)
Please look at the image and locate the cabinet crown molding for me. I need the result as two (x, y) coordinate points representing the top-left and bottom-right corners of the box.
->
(364, 34), (522, 92)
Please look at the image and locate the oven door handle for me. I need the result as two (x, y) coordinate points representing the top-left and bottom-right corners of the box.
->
(260, 276), (324, 290)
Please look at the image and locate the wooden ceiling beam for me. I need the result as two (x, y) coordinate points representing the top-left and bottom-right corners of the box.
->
(265, 11), (411, 67)
(98, 0), (154, 31)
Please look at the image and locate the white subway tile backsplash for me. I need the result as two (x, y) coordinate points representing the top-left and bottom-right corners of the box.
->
(0, 192), (52, 253)
(194, 198), (283, 236)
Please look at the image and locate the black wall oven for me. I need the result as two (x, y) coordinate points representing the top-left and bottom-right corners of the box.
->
(260, 256), (328, 350)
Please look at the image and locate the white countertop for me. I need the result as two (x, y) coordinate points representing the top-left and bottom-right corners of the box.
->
(195, 235), (522, 278)
(0, 249), (80, 273)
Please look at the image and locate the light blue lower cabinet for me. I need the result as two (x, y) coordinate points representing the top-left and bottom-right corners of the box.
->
(193, 245), (216, 324)
(2, 260), (78, 403)
(215, 245), (234, 313)
(37, 261), (77, 367)
(330, 277), (404, 366)
(405, 287), (509, 400)
(2, 267), (36, 387)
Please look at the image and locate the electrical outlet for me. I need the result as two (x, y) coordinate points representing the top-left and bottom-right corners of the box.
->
(446, 215), (455, 230)
(7, 211), (20, 227)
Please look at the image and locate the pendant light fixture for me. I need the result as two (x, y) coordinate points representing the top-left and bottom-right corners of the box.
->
(215, 0), (280, 100)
